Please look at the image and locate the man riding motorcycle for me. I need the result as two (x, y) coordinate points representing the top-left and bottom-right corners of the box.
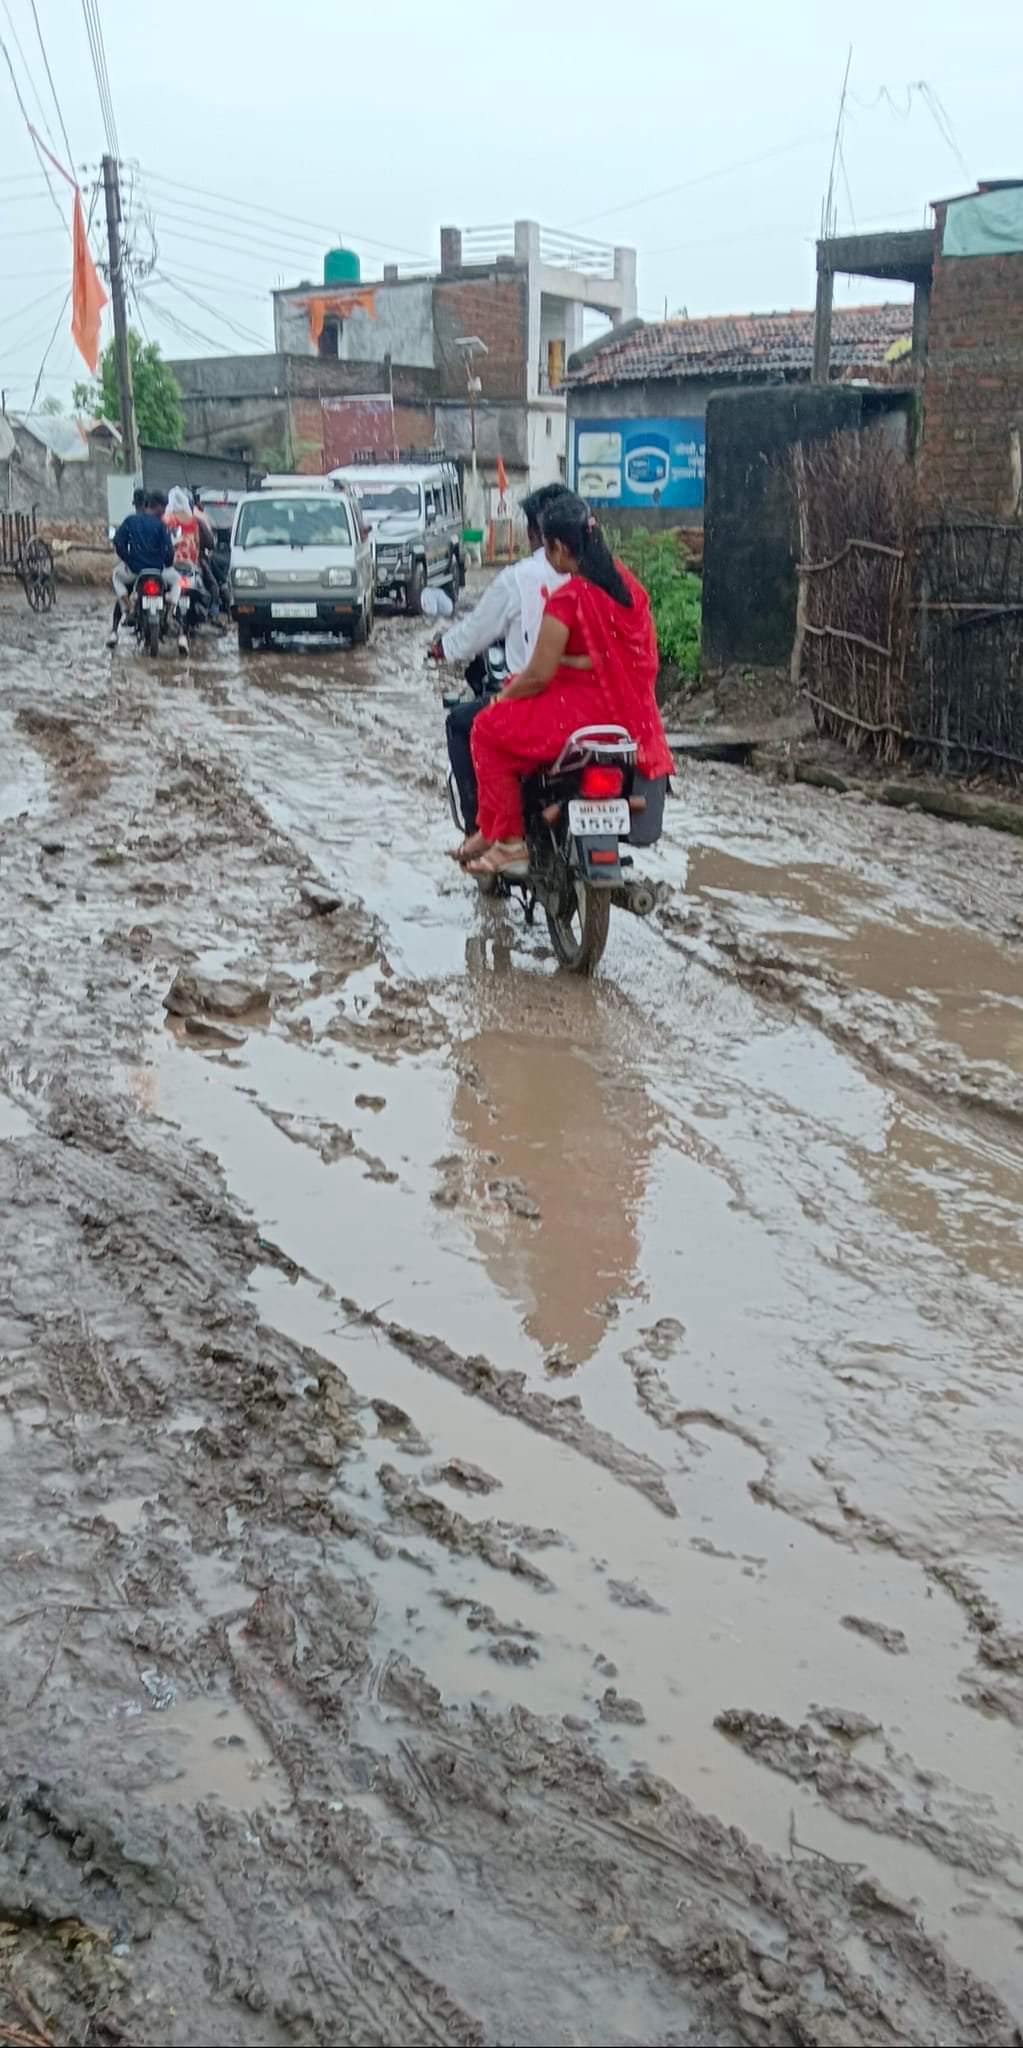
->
(108, 491), (186, 652)
(427, 483), (568, 843)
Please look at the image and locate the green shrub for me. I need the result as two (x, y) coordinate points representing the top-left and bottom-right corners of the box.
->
(610, 528), (702, 680)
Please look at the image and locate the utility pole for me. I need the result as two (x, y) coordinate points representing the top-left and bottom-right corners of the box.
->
(101, 153), (139, 475)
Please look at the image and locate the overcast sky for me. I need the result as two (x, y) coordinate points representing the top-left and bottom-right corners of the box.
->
(0, 0), (1020, 410)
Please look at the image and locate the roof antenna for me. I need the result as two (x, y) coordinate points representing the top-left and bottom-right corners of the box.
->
(821, 44), (853, 242)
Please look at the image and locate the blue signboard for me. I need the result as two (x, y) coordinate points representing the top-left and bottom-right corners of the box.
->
(572, 416), (705, 510)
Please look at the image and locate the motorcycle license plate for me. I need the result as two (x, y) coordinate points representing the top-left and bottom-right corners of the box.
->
(271, 602), (317, 619)
(141, 596), (163, 611)
(568, 798), (630, 837)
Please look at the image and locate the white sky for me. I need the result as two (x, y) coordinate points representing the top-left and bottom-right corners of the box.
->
(0, 0), (1020, 411)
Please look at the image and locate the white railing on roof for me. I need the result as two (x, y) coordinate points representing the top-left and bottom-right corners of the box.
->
(538, 227), (615, 278)
(461, 224), (616, 278)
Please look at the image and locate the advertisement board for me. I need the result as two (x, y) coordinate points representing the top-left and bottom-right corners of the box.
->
(572, 416), (705, 510)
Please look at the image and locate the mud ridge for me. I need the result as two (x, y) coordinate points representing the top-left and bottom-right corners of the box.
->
(345, 1307), (678, 1518)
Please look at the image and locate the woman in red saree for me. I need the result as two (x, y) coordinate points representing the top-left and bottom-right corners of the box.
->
(467, 493), (673, 878)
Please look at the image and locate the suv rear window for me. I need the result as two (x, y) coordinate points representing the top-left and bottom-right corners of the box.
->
(236, 496), (352, 548)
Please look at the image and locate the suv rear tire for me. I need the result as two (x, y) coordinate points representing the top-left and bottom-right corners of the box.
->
(237, 621), (254, 653)
(350, 598), (370, 646)
(444, 551), (460, 600)
(405, 561), (425, 615)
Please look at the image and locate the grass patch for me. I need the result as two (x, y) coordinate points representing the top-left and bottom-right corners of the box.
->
(611, 528), (702, 680)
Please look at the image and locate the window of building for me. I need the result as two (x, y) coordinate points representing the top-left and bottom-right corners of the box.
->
(318, 317), (342, 360)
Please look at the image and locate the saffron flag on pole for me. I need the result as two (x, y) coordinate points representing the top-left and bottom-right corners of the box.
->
(496, 455), (508, 504)
(71, 187), (107, 374)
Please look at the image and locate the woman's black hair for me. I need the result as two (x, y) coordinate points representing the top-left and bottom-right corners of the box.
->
(540, 491), (632, 607)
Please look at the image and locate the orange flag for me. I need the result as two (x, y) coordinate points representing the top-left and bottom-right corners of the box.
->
(496, 455), (508, 500)
(71, 188), (107, 375)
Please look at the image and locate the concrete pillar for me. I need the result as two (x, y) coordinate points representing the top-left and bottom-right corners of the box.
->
(812, 262), (834, 383)
(514, 220), (541, 266)
(440, 227), (462, 276)
(613, 245), (637, 322)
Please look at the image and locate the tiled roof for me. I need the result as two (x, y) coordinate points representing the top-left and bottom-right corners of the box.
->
(566, 305), (914, 387)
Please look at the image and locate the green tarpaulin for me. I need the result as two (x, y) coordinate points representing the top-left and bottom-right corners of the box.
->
(943, 187), (1023, 258)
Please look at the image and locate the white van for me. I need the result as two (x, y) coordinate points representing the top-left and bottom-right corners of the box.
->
(229, 476), (375, 652)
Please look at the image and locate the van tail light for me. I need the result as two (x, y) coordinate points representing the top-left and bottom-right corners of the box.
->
(139, 577), (162, 597)
(579, 764), (623, 798)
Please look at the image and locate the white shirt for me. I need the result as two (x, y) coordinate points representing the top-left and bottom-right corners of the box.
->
(441, 547), (568, 672)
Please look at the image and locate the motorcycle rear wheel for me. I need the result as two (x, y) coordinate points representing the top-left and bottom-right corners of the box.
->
(545, 878), (611, 974)
(146, 612), (160, 657)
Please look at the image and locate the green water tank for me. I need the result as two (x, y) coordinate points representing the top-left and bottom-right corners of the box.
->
(323, 247), (361, 286)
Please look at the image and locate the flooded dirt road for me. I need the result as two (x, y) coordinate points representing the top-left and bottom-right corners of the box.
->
(2, 589), (1022, 2046)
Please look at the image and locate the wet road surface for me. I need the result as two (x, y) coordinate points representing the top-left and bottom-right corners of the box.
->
(1, 588), (1022, 2045)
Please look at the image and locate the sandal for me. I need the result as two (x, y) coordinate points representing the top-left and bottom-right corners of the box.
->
(467, 839), (529, 880)
(447, 832), (488, 864)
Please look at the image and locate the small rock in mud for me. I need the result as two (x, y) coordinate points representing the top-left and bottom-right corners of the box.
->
(811, 1704), (882, 1741)
(437, 1593), (536, 1641)
(607, 1577), (667, 1614)
(488, 1638), (539, 1666)
(594, 1654), (619, 1678)
(639, 1316), (685, 1359)
(487, 1175), (541, 1221)
(300, 881), (343, 915)
(370, 1400), (430, 1456)
(355, 1093), (386, 1112)
(423, 1457), (501, 1496)
(841, 1613), (909, 1655)
(183, 1016), (246, 1049)
(599, 1686), (646, 1725)
(543, 1347), (577, 1378)
(163, 969), (270, 1020)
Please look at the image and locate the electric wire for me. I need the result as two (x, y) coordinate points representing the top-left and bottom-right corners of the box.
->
(30, 0), (73, 165)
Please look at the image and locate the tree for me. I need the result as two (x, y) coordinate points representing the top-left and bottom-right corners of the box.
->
(39, 395), (64, 416)
(74, 330), (183, 450)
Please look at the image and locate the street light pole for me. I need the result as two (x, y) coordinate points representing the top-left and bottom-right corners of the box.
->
(101, 153), (139, 475)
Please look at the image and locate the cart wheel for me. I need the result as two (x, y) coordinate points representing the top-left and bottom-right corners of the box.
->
(24, 538), (55, 612)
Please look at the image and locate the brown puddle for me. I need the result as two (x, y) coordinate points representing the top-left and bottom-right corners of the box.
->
(143, 1694), (289, 1812)
(686, 846), (1023, 1073)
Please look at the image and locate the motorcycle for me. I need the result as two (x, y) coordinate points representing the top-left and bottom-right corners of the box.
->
(130, 572), (172, 658)
(177, 560), (219, 637)
(442, 647), (662, 973)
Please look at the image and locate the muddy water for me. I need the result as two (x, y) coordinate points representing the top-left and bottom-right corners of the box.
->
(2, 596), (1023, 2041)
(117, 620), (1023, 2000)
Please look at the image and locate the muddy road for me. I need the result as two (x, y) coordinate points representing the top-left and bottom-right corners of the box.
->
(1, 588), (1022, 2047)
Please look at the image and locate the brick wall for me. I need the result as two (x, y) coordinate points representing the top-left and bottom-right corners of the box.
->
(432, 278), (528, 402)
(921, 207), (1023, 517)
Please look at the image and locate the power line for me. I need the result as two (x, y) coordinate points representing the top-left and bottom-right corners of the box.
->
(1, 0), (54, 145)
(0, 279), (67, 334)
(136, 163), (434, 263)
(564, 131), (830, 230)
(0, 24), (67, 225)
(150, 269), (270, 349)
(80, 0), (117, 158)
(30, 0), (74, 166)
(28, 288), (71, 410)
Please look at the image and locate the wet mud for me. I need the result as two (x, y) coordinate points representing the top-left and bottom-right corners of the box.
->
(2, 589), (1023, 2043)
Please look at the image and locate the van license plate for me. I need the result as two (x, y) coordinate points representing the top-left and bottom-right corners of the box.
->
(271, 602), (317, 619)
(568, 798), (631, 836)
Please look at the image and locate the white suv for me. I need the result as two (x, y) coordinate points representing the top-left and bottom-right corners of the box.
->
(229, 476), (374, 652)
